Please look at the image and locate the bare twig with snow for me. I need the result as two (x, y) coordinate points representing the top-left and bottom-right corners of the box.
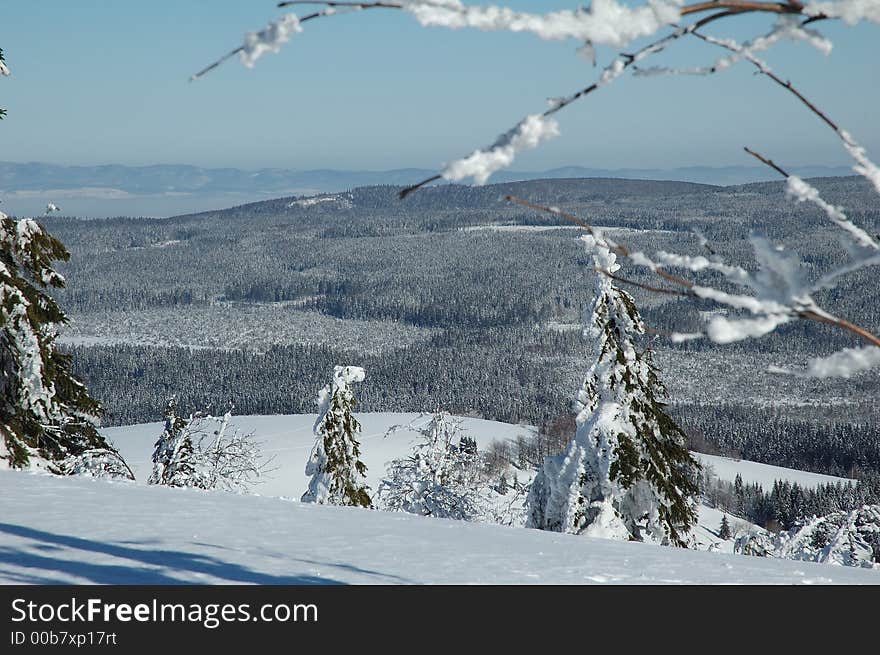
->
(504, 194), (880, 364)
(692, 26), (880, 194)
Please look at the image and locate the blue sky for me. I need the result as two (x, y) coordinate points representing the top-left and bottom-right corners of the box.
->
(1, 1), (878, 172)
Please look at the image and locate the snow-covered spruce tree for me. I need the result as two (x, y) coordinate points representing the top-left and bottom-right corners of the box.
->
(719, 515), (733, 540)
(376, 411), (483, 520)
(302, 365), (371, 507)
(148, 397), (208, 488)
(527, 235), (700, 546)
(0, 212), (133, 478)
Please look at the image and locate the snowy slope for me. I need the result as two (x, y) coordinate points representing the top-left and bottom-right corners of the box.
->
(102, 412), (841, 553)
(104, 413), (539, 499)
(3, 413), (878, 585)
(692, 506), (752, 553)
(694, 453), (853, 489)
(104, 413), (851, 500)
(2, 469), (878, 585)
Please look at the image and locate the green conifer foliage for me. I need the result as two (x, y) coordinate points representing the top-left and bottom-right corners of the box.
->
(302, 366), (372, 508)
(527, 235), (700, 546)
(0, 214), (131, 477)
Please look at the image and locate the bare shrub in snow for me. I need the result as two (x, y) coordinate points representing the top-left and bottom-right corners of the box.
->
(149, 398), (269, 491)
(376, 411), (484, 520)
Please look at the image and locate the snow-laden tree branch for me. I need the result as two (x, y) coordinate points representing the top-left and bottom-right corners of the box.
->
(504, 192), (880, 375)
(691, 26), (880, 194)
(633, 14), (832, 78)
(0, 48), (8, 121)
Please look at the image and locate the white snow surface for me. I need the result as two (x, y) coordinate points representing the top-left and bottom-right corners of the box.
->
(1, 413), (876, 584)
(695, 452), (853, 490)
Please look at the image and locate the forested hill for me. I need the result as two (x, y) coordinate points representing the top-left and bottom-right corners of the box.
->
(163, 177), (725, 219)
(39, 175), (879, 478)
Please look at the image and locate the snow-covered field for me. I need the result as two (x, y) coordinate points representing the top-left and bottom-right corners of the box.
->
(2, 413), (878, 584)
(59, 305), (437, 354)
(695, 453), (853, 489)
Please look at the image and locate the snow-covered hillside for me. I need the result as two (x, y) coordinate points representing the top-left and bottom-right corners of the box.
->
(2, 413), (878, 584)
(3, 469), (879, 584)
(694, 453), (853, 489)
(104, 413), (538, 499)
(105, 413), (852, 499)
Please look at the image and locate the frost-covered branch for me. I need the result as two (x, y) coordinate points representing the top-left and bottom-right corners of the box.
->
(0, 47), (8, 120)
(693, 26), (880, 193)
(633, 14), (832, 78)
(439, 114), (560, 186)
(191, 2), (880, 378)
(504, 194), (880, 366)
(193, 1), (869, 191)
(770, 346), (880, 378)
(400, 24), (693, 197)
(742, 146), (880, 300)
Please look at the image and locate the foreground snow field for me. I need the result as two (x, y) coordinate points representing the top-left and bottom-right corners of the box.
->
(1, 413), (877, 584)
(3, 469), (879, 584)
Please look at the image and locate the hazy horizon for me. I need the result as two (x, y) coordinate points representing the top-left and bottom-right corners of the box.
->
(0, 159), (858, 218)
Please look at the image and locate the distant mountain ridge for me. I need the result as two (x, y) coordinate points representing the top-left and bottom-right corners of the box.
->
(0, 160), (854, 193)
(0, 160), (855, 218)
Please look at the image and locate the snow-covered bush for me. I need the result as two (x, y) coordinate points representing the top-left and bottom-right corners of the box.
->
(0, 210), (133, 478)
(302, 365), (372, 507)
(59, 446), (134, 480)
(149, 398), (209, 488)
(527, 236), (700, 546)
(736, 505), (880, 568)
(149, 399), (267, 491)
(376, 412), (486, 520)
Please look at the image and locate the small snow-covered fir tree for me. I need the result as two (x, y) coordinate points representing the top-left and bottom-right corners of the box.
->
(526, 234), (700, 546)
(719, 515), (733, 540)
(148, 398), (208, 488)
(376, 411), (483, 520)
(0, 212), (132, 478)
(302, 365), (371, 507)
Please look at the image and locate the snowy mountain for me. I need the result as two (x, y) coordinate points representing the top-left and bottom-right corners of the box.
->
(2, 413), (878, 584)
